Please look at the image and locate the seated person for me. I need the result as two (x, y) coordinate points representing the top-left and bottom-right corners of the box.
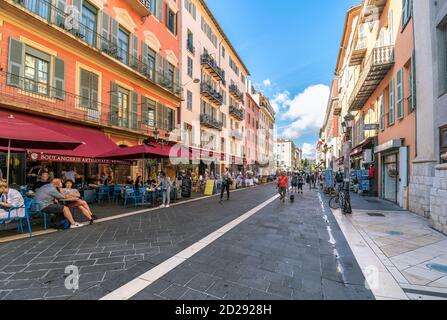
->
(125, 176), (134, 185)
(34, 179), (83, 229)
(33, 172), (51, 191)
(61, 180), (97, 224)
(0, 180), (25, 220)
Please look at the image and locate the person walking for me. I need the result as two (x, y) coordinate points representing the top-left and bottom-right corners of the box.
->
(291, 172), (299, 193)
(158, 172), (172, 208)
(335, 168), (344, 193)
(219, 168), (232, 203)
(297, 173), (304, 194)
(277, 171), (289, 203)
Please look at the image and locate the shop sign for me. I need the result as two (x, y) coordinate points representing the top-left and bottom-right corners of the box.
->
(363, 124), (379, 131)
(28, 152), (127, 164)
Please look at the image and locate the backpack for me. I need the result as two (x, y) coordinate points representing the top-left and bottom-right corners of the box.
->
(57, 219), (71, 230)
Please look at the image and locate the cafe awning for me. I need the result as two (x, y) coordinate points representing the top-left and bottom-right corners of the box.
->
(0, 109), (124, 164)
(96, 143), (173, 160)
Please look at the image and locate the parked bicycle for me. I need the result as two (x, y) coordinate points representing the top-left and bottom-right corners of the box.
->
(329, 180), (352, 214)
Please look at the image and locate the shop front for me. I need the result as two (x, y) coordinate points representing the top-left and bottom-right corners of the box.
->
(350, 137), (378, 195)
(375, 139), (408, 207)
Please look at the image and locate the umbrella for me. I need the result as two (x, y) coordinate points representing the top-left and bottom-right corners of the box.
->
(0, 113), (84, 184)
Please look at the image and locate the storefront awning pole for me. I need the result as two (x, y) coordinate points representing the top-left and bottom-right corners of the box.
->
(6, 139), (11, 185)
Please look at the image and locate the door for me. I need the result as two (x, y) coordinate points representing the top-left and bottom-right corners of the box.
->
(382, 153), (399, 203)
(398, 146), (408, 207)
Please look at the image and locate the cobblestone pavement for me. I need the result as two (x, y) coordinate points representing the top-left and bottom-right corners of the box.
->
(0, 184), (374, 300)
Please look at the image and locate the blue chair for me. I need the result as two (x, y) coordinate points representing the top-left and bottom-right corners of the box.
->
(97, 186), (111, 205)
(123, 188), (138, 208)
(112, 185), (124, 203)
(25, 198), (47, 230)
(0, 206), (32, 238)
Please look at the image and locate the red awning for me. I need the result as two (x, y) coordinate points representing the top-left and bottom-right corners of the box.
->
(189, 147), (222, 161)
(97, 143), (173, 160)
(0, 110), (84, 150)
(0, 109), (123, 164)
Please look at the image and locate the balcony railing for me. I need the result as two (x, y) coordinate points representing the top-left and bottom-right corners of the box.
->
(200, 83), (223, 106)
(348, 45), (394, 112)
(11, 0), (182, 99)
(200, 114), (223, 131)
(361, 0), (386, 22)
(229, 84), (244, 104)
(122, 0), (152, 16)
(0, 71), (173, 136)
(201, 53), (225, 82)
(229, 105), (244, 121)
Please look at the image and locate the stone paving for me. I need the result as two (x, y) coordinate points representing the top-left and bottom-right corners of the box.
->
(0, 184), (374, 300)
(129, 188), (373, 300)
(332, 193), (447, 300)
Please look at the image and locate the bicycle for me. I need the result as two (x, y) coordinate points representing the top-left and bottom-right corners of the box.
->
(329, 181), (352, 214)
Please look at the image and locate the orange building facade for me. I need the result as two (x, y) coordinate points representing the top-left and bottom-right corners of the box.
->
(0, 0), (182, 182)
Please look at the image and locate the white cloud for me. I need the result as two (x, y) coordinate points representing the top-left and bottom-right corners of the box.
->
(262, 78), (272, 87)
(273, 84), (330, 139)
(302, 143), (316, 160)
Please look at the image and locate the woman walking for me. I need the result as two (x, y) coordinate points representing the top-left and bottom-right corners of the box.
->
(158, 172), (172, 208)
(220, 168), (232, 203)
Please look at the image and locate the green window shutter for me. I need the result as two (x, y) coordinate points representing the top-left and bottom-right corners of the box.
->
(110, 18), (119, 49)
(71, 0), (82, 32)
(131, 91), (138, 130)
(156, 53), (163, 84)
(156, 102), (163, 128)
(396, 69), (403, 119)
(110, 82), (119, 126)
(91, 72), (99, 110)
(80, 69), (90, 108)
(411, 51), (416, 112)
(157, 0), (162, 21)
(141, 96), (148, 125)
(7, 37), (24, 88)
(380, 92), (385, 130)
(141, 42), (149, 75)
(131, 34), (139, 70)
(174, 67), (180, 96)
(53, 0), (67, 27)
(389, 79), (395, 125)
(53, 57), (65, 100)
(100, 11), (110, 52)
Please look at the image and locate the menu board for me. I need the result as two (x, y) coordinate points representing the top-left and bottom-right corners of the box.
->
(204, 180), (216, 196)
(181, 177), (192, 198)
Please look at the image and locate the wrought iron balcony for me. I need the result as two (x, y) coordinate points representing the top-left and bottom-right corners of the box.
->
(201, 53), (225, 82)
(123, 0), (151, 16)
(348, 45), (394, 112)
(11, 0), (182, 99)
(200, 114), (223, 131)
(200, 83), (223, 106)
(229, 105), (244, 121)
(229, 84), (244, 104)
(0, 71), (170, 137)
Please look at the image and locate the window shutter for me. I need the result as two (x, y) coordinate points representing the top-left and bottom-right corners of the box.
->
(7, 37), (24, 88)
(141, 97), (148, 125)
(131, 34), (138, 70)
(174, 67), (180, 96)
(157, 0), (163, 21)
(91, 73), (99, 110)
(71, 0), (82, 32)
(156, 102), (163, 129)
(53, 57), (65, 100)
(53, 0), (67, 27)
(156, 53), (163, 84)
(411, 50), (416, 112)
(389, 79), (395, 125)
(100, 11), (110, 52)
(110, 82), (119, 126)
(80, 70), (90, 108)
(396, 69), (403, 118)
(131, 91), (138, 130)
(141, 42), (149, 75)
(110, 18), (119, 50)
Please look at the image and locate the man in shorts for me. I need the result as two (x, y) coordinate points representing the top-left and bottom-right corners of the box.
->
(34, 179), (83, 229)
(277, 171), (289, 203)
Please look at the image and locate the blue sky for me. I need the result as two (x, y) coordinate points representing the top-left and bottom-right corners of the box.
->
(206, 0), (359, 158)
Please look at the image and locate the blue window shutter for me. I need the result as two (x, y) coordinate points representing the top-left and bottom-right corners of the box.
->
(53, 57), (65, 100)
(7, 37), (24, 88)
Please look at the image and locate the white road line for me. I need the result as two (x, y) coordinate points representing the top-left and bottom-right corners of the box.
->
(100, 192), (280, 300)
